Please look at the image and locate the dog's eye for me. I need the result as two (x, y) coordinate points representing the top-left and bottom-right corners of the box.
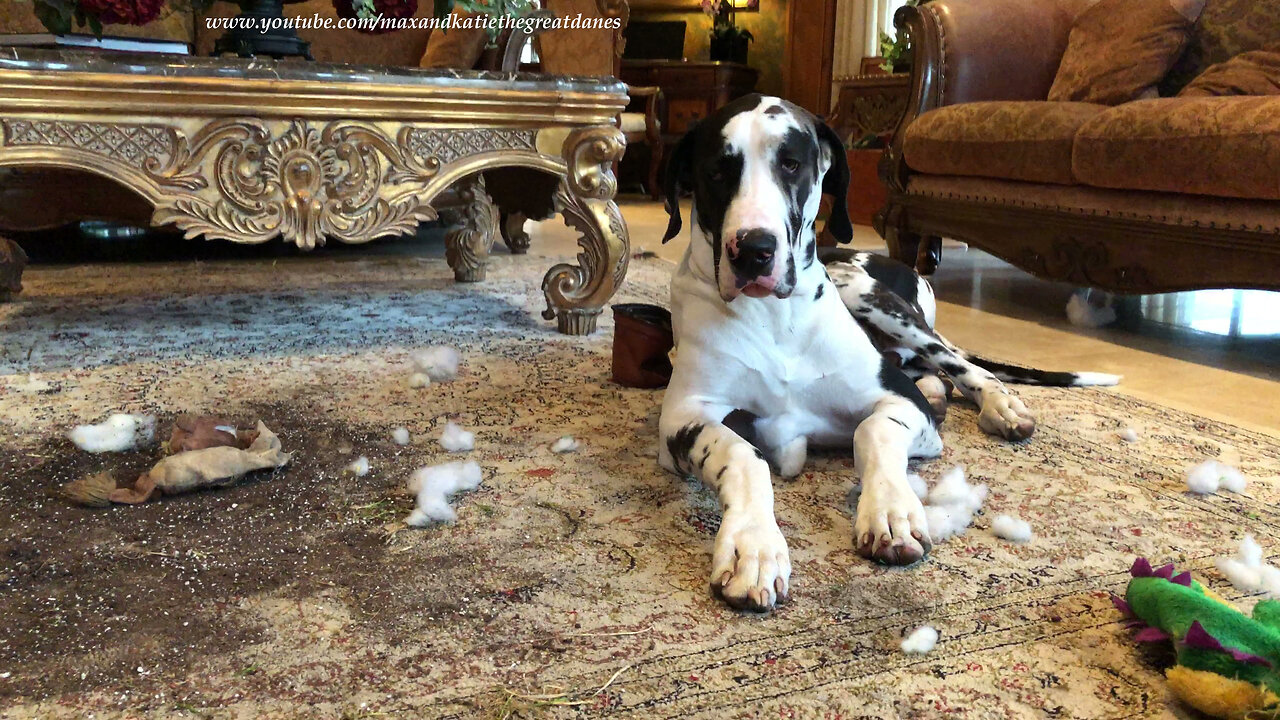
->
(780, 158), (800, 174)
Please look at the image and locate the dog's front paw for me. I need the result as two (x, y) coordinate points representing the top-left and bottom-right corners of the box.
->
(710, 512), (791, 612)
(855, 479), (931, 566)
(978, 390), (1036, 441)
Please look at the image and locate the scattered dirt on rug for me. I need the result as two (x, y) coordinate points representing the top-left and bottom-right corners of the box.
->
(0, 400), (519, 707)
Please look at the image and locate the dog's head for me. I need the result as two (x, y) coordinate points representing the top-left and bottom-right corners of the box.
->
(661, 94), (851, 302)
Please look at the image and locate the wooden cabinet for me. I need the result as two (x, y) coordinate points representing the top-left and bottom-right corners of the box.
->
(620, 60), (759, 142)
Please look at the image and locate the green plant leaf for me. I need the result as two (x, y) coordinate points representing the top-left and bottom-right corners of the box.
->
(32, 0), (74, 35)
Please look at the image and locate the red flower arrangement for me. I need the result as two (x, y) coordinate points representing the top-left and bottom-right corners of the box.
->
(331, 0), (420, 34)
(32, 0), (210, 35)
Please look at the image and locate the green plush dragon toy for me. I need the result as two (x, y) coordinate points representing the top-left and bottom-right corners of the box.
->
(1116, 558), (1280, 719)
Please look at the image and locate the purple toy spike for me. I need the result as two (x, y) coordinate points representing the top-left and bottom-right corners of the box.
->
(1131, 558), (1154, 578)
(1154, 564), (1175, 580)
(1134, 627), (1170, 643)
(1184, 621), (1273, 668)
(1170, 571), (1193, 587)
(1111, 593), (1133, 617)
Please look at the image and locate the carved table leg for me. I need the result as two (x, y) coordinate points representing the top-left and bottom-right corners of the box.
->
(0, 235), (27, 301)
(444, 176), (499, 283)
(500, 211), (531, 254)
(542, 126), (630, 336)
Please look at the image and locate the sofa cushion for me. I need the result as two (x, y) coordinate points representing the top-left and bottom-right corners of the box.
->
(904, 101), (1107, 185)
(1162, 0), (1280, 95)
(1048, 0), (1206, 105)
(1074, 96), (1280, 200)
(1179, 45), (1280, 96)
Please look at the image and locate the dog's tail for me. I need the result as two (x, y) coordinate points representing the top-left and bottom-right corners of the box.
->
(962, 352), (1121, 387)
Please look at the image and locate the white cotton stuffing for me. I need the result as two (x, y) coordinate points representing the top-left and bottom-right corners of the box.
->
(906, 473), (928, 500)
(439, 421), (475, 453)
(410, 346), (461, 382)
(991, 514), (1033, 543)
(406, 460), (483, 525)
(346, 456), (370, 477)
(392, 427), (411, 446)
(1216, 534), (1280, 598)
(900, 625), (938, 654)
(922, 466), (988, 542)
(69, 413), (156, 453)
(1186, 460), (1248, 494)
(551, 436), (580, 454)
(407, 372), (431, 389)
(1118, 427), (1139, 443)
(1065, 289), (1117, 328)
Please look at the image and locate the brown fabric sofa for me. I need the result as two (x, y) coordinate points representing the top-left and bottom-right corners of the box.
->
(877, 0), (1280, 293)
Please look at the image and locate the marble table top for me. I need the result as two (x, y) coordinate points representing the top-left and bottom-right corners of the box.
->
(0, 46), (625, 94)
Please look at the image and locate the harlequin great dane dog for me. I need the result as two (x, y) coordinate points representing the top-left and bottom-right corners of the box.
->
(657, 94), (1118, 612)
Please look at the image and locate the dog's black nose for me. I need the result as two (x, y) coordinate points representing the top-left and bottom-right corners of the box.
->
(728, 229), (776, 278)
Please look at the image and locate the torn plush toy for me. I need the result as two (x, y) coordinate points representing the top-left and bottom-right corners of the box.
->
(900, 625), (938, 654)
(62, 421), (291, 506)
(991, 514), (1033, 543)
(1216, 535), (1280, 598)
(68, 413), (156, 453)
(1116, 558), (1280, 719)
(1187, 460), (1249, 495)
(168, 414), (259, 454)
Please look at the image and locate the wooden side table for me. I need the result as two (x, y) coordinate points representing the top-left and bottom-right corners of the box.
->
(827, 73), (911, 144)
(619, 60), (759, 145)
(0, 48), (632, 335)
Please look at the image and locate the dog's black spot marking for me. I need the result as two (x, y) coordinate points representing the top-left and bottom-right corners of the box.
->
(803, 237), (816, 268)
(763, 104), (788, 116)
(939, 361), (968, 378)
(784, 255), (797, 290)
(888, 416), (909, 430)
(716, 466), (727, 480)
(878, 355), (937, 427)
(924, 342), (946, 356)
(666, 423), (705, 473)
(753, 448), (765, 460)
(814, 284), (825, 301)
(699, 446), (711, 469)
(820, 248), (924, 314)
(722, 409), (760, 448)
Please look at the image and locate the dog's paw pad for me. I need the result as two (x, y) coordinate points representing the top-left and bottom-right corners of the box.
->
(978, 391), (1036, 441)
(710, 515), (791, 612)
(854, 483), (930, 566)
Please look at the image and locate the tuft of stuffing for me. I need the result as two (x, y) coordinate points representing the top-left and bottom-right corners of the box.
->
(392, 427), (411, 446)
(407, 372), (431, 389)
(1118, 427), (1139, 443)
(439, 421), (475, 453)
(410, 346), (461, 382)
(923, 466), (988, 542)
(1216, 534), (1280, 598)
(69, 413), (156, 453)
(1065, 289), (1117, 328)
(991, 514), (1033, 543)
(551, 436), (580, 454)
(1186, 460), (1248, 495)
(346, 456), (370, 477)
(900, 625), (939, 654)
(406, 460), (483, 525)
(1219, 464), (1248, 493)
(906, 473), (928, 500)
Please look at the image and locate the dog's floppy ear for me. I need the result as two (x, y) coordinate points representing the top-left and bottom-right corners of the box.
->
(662, 124), (699, 244)
(816, 121), (853, 244)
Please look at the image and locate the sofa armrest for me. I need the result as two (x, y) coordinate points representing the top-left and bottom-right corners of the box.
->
(880, 0), (1080, 191)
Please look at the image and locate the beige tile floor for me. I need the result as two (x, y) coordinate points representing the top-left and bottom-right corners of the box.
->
(529, 197), (1280, 437)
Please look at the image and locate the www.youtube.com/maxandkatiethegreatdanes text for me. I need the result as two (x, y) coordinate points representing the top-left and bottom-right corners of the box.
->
(204, 12), (620, 35)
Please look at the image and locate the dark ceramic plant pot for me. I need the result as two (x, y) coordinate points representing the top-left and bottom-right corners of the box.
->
(213, 0), (314, 60)
(709, 34), (749, 64)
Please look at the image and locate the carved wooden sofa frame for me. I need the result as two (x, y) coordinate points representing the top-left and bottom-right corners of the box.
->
(875, 0), (1280, 294)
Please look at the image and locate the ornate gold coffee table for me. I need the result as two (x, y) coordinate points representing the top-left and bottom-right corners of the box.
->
(0, 49), (631, 335)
